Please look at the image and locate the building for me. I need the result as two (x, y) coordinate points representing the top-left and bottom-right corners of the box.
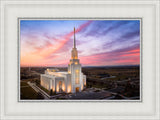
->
(40, 27), (86, 93)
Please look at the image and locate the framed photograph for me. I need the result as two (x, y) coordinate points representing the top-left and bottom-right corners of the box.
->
(0, 0), (159, 119)
(19, 18), (141, 101)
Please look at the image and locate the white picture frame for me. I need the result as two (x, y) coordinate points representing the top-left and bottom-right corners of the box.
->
(18, 17), (142, 102)
(0, 0), (159, 120)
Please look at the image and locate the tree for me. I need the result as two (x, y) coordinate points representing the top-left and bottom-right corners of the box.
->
(35, 79), (40, 85)
(50, 89), (53, 96)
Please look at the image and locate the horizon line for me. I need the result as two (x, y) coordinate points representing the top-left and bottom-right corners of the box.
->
(20, 64), (140, 68)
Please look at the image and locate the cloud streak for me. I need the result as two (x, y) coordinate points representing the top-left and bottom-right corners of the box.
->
(79, 43), (140, 66)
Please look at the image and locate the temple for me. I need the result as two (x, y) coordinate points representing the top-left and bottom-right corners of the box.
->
(40, 27), (86, 93)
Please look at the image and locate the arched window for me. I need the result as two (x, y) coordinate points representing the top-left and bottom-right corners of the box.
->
(76, 87), (79, 92)
(59, 81), (62, 92)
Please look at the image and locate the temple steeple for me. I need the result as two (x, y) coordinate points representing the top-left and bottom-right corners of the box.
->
(68, 27), (83, 92)
(74, 27), (76, 48)
(71, 27), (78, 59)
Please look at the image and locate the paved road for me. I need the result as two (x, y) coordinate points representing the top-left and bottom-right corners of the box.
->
(27, 82), (50, 99)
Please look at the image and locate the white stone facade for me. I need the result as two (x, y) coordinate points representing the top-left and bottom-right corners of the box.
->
(40, 27), (86, 93)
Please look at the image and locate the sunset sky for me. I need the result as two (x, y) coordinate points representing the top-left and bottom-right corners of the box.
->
(20, 20), (140, 67)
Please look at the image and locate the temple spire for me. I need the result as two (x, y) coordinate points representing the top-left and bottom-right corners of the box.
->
(74, 27), (76, 48)
(71, 27), (78, 59)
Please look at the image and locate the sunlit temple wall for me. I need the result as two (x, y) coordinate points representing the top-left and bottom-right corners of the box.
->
(40, 74), (53, 90)
(83, 75), (86, 86)
(66, 74), (71, 93)
(62, 81), (65, 92)
(80, 73), (84, 90)
(55, 77), (65, 93)
(40, 74), (55, 91)
(51, 79), (55, 92)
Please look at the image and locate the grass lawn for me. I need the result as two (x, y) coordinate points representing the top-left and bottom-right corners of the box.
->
(20, 86), (38, 99)
(37, 84), (50, 95)
(21, 81), (29, 86)
(20, 81), (39, 99)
